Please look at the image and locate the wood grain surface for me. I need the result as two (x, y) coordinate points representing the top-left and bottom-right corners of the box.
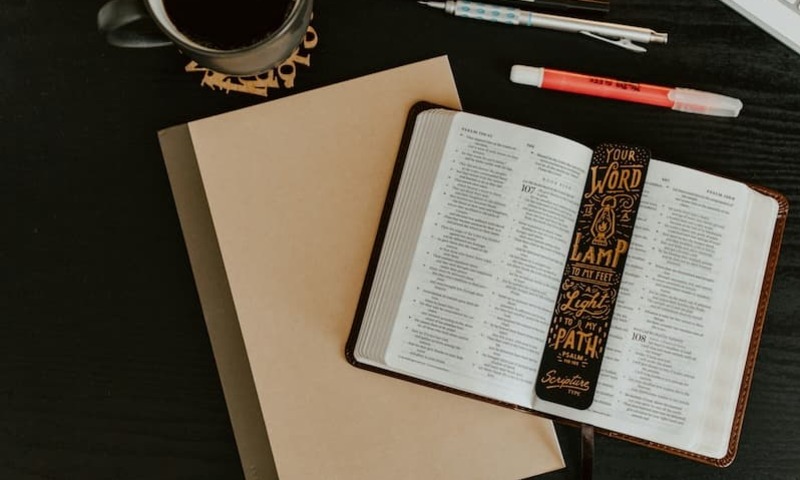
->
(1, 1), (798, 479)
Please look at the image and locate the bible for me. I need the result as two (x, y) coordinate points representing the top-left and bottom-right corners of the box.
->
(346, 104), (788, 466)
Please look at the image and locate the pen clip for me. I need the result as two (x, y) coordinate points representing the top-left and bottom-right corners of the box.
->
(579, 31), (647, 53)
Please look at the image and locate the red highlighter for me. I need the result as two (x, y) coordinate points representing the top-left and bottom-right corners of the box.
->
(510, 65), (743, 117)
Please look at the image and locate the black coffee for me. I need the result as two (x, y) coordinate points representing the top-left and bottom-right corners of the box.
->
(164, 0), (294, 50)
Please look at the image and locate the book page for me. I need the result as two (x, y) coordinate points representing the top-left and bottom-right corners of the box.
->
(354, 108), (779, 458)
(355, 110), (458, 363)
(534, 161), (777, 457)
(694, 189), (777, 457)
(381, 112), (591, 407)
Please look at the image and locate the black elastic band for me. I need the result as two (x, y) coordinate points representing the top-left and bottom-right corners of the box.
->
(581, 423), (594, 480)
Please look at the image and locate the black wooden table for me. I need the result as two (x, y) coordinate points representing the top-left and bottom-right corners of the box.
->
(2, 1), (798, 479)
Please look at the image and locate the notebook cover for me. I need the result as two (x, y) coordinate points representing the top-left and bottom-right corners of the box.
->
(161, 58), (565, 480)
(346, 103), (789, 467)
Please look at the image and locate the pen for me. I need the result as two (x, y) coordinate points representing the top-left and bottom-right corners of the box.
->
(418, 0), (667, 53)
(509, 65), (744, 117)
(493, 0), (610, 14)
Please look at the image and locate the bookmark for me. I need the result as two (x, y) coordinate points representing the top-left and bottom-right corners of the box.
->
(535, 144), (650, 410)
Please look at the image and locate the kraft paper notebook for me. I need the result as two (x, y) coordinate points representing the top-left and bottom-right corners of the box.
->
(158, 57), (564, 480)
(346, 104), (788, 467)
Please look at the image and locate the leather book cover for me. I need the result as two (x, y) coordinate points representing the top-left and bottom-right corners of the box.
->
(347, 103), (789, 467)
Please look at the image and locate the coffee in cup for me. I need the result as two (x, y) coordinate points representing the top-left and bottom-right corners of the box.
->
(162, 0), (294, 51)
(98, 0), (312, 76)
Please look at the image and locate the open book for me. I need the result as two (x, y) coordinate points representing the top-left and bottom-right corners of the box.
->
(346, 104), (788, 466)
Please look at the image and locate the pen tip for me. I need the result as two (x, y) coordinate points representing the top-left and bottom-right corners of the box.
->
(417, 1), (447, 10)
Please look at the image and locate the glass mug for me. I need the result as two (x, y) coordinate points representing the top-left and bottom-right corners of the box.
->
(97, 0), (313, 76)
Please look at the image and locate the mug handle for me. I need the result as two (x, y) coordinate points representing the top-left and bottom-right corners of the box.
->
(97, 0), (172, 48)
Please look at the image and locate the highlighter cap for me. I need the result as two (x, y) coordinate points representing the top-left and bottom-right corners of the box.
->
(668, 88), (743, 118)
(510, 65), (544, 88)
